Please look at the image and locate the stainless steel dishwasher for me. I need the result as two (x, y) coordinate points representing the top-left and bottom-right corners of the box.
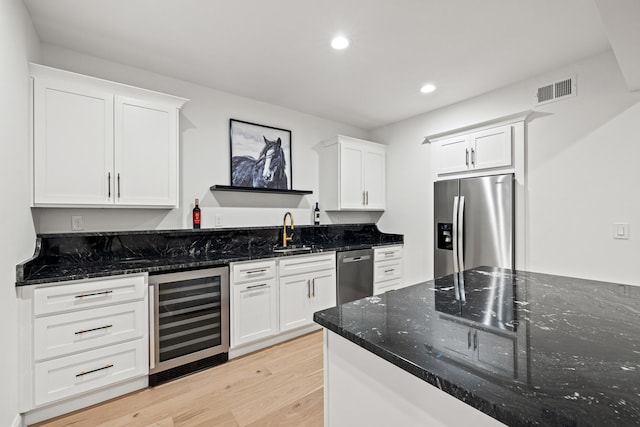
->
(336, 249), (374, 305)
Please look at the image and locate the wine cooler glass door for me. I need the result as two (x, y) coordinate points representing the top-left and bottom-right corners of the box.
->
(151, 267), (229, 373)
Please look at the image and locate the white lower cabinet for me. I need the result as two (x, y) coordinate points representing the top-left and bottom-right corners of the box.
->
(279, 253), (336, 333)
(19, 274), (149, 423)
(373, 245), (404, 295)
(232, 278), (278, 347)
(279, 268), (336, 332)
(229, 252), (337, 358)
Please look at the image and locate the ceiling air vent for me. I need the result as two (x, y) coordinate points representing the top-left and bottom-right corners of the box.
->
(536, 75), (576, 105)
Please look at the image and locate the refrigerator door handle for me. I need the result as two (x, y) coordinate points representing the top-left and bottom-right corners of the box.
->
(452, 196), (459, 273)
(458, 196), (465, 272)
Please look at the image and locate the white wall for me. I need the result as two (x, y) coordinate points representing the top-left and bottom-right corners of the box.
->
(372, 50), (640, 286)
(33, 44), (379, 233)
(0, 0), (40, 425)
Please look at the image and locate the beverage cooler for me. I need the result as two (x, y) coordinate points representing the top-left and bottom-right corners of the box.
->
(148, 266), (229, 385)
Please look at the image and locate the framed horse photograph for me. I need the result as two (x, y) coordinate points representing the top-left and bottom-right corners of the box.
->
(229, 119), (292, 190)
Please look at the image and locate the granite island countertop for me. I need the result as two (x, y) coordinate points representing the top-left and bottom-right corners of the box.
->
(17, 223), (402, 285)
(314, 266), (640, 426)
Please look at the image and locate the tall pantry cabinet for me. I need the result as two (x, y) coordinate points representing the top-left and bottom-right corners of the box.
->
(30, 64), (188, 208)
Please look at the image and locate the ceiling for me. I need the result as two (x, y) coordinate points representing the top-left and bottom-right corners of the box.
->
(24, 0), (614, 130)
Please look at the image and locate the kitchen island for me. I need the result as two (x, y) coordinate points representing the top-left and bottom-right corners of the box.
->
(314, 267), (640, 426)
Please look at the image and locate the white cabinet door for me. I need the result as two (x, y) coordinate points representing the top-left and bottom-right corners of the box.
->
(33, 78), (114, 206)
(363, 147), (386, 210)
(339, 142), (365, 209)
(114, 96), (178, 207)
(232, 279), (277, 347)
(434, 125), (513, 177)
(470, 125), (512, 171)
(310, 269), (337, 313)
(436, 134), (469, 175)
(279, 273), (313, 332)
(321, 136), (387, 211)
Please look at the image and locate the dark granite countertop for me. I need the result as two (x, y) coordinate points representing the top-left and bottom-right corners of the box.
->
(314, 266), (640, 427)
(17, 223), (403, 285)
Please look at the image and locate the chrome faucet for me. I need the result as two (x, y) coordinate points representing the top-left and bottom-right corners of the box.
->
(282, 211), (294, 247)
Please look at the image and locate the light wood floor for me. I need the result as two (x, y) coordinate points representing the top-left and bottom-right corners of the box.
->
(32, 331), (324, 427)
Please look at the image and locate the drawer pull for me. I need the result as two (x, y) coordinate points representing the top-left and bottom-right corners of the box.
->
(384, 269), (395, 273)
(246, 269), (268, 275)
(76, 364), (113, 377)
(74, 290), (113, 299)
(246, 283), (268, 289)
(384, 251), (394, 256)
(74, 324), (113, 335)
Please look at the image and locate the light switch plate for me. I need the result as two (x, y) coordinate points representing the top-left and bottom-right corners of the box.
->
(613, 223), (629, 240)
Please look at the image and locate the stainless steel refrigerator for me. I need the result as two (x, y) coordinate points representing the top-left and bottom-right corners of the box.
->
(434, 173), (514, 278)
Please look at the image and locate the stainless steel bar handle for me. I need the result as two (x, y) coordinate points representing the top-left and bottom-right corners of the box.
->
(366, 191), (369, 205)
(149, 285), (155, 370)
(362, 191), (366, 205)
(467, 330), (471, 349)
(312, 278), (316, 297)
(307, 279), (311, 298)
(108, 172), (111, 198)
(117, 173), (121, 198)
(75, 290), (113, 299)
(471, 148), (476, 166)
(76, 364), (113, 377)
(384, 269), (394, 273)
(247, 283), (268, 289)
(246, 269), (267, 275)
(458, 196), (465, 272)
(465, 149), (469, 166)
(452, 196), (459, 273)
(75, 324), (112, 335)
(473, 331), (478, 350)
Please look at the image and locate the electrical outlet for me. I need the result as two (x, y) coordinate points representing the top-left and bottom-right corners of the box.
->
(71, 215), (84, 231)
(215, 215), (223, 227)
(613, 223), (629, 240)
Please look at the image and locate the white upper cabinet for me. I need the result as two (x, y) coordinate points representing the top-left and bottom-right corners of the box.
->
(320, 135), (386, 211)
(433, 124), (512, 177)
(30, 64), (188, 208)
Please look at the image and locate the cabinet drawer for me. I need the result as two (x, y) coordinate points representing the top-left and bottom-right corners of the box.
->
(374, 245), (403, 262)
(34, 301), (146, 361)
(374, 260), (402, 283)
(231, 279), (278, 347)
(278, 252), (336, 277)
(34, 339), (147, 406)
(232, 260), (276, 284)
(34, 275), (146, 316)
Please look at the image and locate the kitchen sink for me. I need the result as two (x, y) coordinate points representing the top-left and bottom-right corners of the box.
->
(272, 245), (313, 254)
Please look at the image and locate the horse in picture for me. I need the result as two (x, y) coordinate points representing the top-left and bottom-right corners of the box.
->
(231, 136), (288, 189)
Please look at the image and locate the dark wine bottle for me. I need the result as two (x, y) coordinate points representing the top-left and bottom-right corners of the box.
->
(193, 198), (201, 229)
(314, 202), (320, 225)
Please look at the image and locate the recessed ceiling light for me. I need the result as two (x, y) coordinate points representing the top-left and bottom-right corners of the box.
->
(331, 36), (350, 50)
(420, 83), (437, 94)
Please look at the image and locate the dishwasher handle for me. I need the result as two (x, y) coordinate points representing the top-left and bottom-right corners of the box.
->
(342, 255), (371, 263)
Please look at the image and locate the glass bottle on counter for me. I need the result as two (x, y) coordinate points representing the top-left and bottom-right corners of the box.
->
(193, 198), (201, 229)
(314, 202), (320, 225)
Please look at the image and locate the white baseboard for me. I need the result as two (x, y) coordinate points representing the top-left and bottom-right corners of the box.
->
(11, 413), (23, 427)
(229, 324), (321, 359)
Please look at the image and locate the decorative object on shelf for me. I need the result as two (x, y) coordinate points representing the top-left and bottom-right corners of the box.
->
(230, 119), (292, 190)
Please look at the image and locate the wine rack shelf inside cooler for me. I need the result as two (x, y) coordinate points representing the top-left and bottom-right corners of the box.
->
(158, 276), (223, 362)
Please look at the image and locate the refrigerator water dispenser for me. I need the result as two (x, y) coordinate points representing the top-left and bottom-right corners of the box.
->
(437, 223), (453, 250)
